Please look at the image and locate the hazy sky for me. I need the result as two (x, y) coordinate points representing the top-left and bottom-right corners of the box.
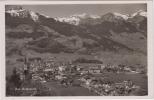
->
(19, 4), (147, 17)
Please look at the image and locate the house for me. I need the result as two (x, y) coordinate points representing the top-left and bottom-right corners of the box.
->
(89, 66), (101, 74)
(45, 57), (56, 67)
(124, 67), (132, 72)
(81, 69), (89, 75)
(58, 65), (67, 72)
(85, 79), (92, 86)
(101, 65), (106, 70)
(31, 67), (38, 72)
(55, 75), (67, 80)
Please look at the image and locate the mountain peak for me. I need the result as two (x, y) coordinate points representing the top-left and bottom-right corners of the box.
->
(113, 12), (129, 20)
(132, 10), (147, 17)
(6, 8), (39, 22)
(29, 11), (39, 21)
(101, 12), (126, 23)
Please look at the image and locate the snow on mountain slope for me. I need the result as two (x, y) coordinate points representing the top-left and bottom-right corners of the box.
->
(5, 7), (147, 54)
(54, 13), (100, 25)
(6, 9), (39, 22)
(113, 12), (129, 20)
(6, 9), (26, 17)
(54, 11), (147, 25)
(55, 16), (81, 25)
(132, 10), (147, 17)
(29, 11), (39, 21)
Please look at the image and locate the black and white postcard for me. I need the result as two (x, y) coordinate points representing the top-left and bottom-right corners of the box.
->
(0, 0), (154, 100)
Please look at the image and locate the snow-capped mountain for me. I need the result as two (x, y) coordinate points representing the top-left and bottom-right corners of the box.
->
(112, 10), (146, 20)
(54, 11), (147, 25)
(113, 12), (129, 20)
(132, 10), (147, 17)
(54, 13), (100, 25)
(54, 16), (81, 25)
(54, 12), (129, 25)
(5, 6), (147, 55)
(6, 8), (39, 22)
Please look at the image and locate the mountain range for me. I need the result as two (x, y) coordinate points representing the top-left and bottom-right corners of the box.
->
(5, 6), (147, 56)
(54, 10), (146, 26)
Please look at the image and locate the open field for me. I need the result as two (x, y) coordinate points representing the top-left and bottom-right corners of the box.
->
(43, 81), (97, 96)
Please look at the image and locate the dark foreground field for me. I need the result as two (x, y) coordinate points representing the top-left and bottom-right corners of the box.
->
(43, 81), (97, 96)
(43, 72), (147, 96)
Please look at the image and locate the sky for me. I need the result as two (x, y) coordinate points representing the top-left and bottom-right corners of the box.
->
(9, 4), (147, 18)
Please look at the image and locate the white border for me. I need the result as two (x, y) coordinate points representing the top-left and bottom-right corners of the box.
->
(0, 1), (154, 100)
(0, 1), (151, 4)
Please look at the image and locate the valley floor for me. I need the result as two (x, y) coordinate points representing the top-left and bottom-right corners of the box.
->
(5, 53), (147, 96)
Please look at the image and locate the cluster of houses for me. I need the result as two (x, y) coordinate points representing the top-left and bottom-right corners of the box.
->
(80, 76), (140, 96)
(15, 56), (143, 96)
